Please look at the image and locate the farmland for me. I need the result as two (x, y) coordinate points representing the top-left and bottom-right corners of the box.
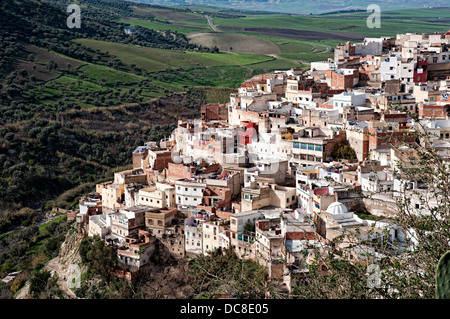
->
(118, 6), (450, 77)
(187, 32), (281, 55)
(74, 39), (274, 71)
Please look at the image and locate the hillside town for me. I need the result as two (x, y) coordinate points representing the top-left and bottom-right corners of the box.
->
(75, 31), (450, 293)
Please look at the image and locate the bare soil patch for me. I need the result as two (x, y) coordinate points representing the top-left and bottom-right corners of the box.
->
(188, 32), (281, 54)
(131, 6), (202, 21)
(25, 44), (84, 70)
(2, 44), (85, 84)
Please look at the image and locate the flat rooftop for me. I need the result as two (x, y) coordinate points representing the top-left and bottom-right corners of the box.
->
(231, 207), (284, 219)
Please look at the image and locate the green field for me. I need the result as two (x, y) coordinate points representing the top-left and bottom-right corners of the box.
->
(22, 38), (289, 109)
(119, 18), (205, 34)
(210, 13), (450, 36)
(79, 64), (145, 84)
(23, 6), (450, 110)
(74, 39), (274, 71)
(115, 5), (450, 75)
(123, 6), (450, 42)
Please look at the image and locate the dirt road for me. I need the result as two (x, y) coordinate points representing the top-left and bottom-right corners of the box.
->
(205, 15), (219, 32)
(45, 257), (78, 299)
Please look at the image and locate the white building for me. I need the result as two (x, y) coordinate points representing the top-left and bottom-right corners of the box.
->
(360, 169), (394, 193)
(380, 54), (401, 82)
(310, 60), (337, 71)
(247, 133), (292, 163)
(138, 183), (176, 208)
(185, 217), (203, 255)
(202, 220), (221, 254)
(332, 91), (367, 114)
(355, 38), (383, 56)
(88, 214), (110, 239)
(175, 179), (206, 209)
(397, 59), (415, 87)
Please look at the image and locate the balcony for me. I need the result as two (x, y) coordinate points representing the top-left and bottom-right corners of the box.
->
(234, 230), (255, 242)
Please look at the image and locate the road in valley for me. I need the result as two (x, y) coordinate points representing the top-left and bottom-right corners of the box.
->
(205, 15), (219, 32)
